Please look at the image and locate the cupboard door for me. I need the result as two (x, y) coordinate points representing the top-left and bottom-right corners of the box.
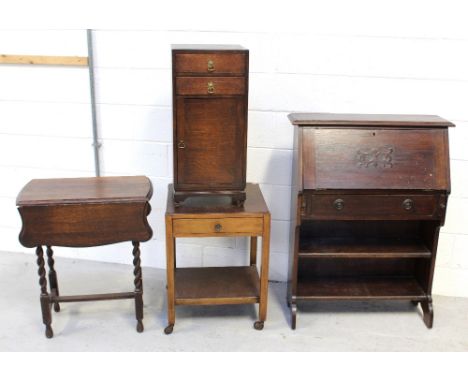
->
(176, 96), (246, 190)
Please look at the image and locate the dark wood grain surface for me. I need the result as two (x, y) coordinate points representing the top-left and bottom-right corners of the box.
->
(17, 176), (152, 206)
(288, 113), (455, 127)
(301, 128), (450, 190)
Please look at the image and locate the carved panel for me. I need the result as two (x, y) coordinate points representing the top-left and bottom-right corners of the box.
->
(357, 145), (394, 168)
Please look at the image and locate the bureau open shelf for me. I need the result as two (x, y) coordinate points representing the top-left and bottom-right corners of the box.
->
(299, 236), (431, 258)
(299, 220), (432, 259)
(296, 277), (426, 300)
(296, 256), (428, 300)
(174, 266), (260, 305)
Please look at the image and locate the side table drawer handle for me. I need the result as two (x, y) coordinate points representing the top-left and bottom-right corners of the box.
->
(214, 223), (222, 232)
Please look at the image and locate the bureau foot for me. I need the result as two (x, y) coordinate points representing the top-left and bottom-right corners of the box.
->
(421, 298), (434, 329)
(164, 324), (174, 335)
(45, 325), (53, 339)
(411, 300), (419, 306)
(136, 320), (144, 333)
(254, 321), (264, 330)
(290, 301), (297, 330)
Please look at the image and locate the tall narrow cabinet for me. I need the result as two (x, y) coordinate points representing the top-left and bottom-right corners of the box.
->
(171, 45), (249, 206)
(288, 113), (454, 329)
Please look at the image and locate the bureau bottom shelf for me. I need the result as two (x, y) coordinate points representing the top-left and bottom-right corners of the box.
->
(296, 276), (426, 300)
(175, 266), (260, 305)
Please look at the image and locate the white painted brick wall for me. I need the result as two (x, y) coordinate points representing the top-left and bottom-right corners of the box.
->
(1, 2), (467, 296)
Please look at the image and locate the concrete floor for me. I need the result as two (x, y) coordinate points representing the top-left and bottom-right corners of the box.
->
(0, 250), (467, 351)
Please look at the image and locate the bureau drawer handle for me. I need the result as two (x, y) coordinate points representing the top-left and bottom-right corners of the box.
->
(214, 223), (222, 232)
(207, 59), (215, 72)
(402, 199), (414, 211)
(333, 199), (345, 211)
(177, 140), (186, 149)
(207, 81), (215, 94)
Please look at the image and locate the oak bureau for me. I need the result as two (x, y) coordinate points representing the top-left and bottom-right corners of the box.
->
(288, 113), (454, 329)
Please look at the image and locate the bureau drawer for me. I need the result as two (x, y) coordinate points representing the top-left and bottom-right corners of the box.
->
(176, 77), (246, 96)
(303, 194), (444, 220)
(173, 217), (263, 236)
(174, 53), (246, 75)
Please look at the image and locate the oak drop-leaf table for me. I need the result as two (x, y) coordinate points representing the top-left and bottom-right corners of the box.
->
(16, 176), (153, 338)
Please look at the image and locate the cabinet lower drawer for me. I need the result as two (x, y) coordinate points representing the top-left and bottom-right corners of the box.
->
(176, 77), (246, 96)
(174, 53), (247, 75)
(303, 193), (444, 220)
(173, 217), (263, 236)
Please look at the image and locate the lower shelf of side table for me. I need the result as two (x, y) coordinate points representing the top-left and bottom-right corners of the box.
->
(175, 266), (260, 305)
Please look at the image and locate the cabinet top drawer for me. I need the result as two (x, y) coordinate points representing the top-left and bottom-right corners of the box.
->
(174, 52), (247, 75)
(300, 128), (450, 191)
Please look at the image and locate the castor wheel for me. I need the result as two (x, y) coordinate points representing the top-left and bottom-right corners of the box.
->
(164, 324), (174, 335)
(53, 303), (60, 312)
(45, 325), (53, 339)
(136, 320), (144, 333)
(254, 321), (264, 330)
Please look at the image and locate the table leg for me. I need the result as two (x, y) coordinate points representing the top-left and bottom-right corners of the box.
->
(46, 246), (60, 312)
(132, 241), (144, 333)
(164, 216), (175, 334)
(250, 236), (257, 266)
(255, 214), (271, 330)
(36, 246), (53, 338)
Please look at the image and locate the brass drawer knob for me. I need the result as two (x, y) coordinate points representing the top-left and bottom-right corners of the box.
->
(207, 81), (215, 94)
(214, 223), (222, 232)
(333, 199), (345, 211)
(207, 59), (215, 72)
(402, 198), (414, 211)
(177, 140), (186, 149)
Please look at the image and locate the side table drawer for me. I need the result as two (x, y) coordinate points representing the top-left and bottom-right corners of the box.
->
(303, 193), (445, 220)
(173, 217), (263, 236)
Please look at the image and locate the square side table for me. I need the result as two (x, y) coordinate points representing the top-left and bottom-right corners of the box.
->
(164, 183), (271, 333)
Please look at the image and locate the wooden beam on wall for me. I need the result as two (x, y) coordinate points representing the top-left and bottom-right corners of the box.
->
(0, 54), (88, 66)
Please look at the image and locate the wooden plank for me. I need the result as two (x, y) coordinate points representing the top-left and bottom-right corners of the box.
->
(53, 292), (135, 303)
(288, 112), (455, 127)
(296, 277), (426, 300)
(174, 266), (260, 305)
(0, 54), (88, 66)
